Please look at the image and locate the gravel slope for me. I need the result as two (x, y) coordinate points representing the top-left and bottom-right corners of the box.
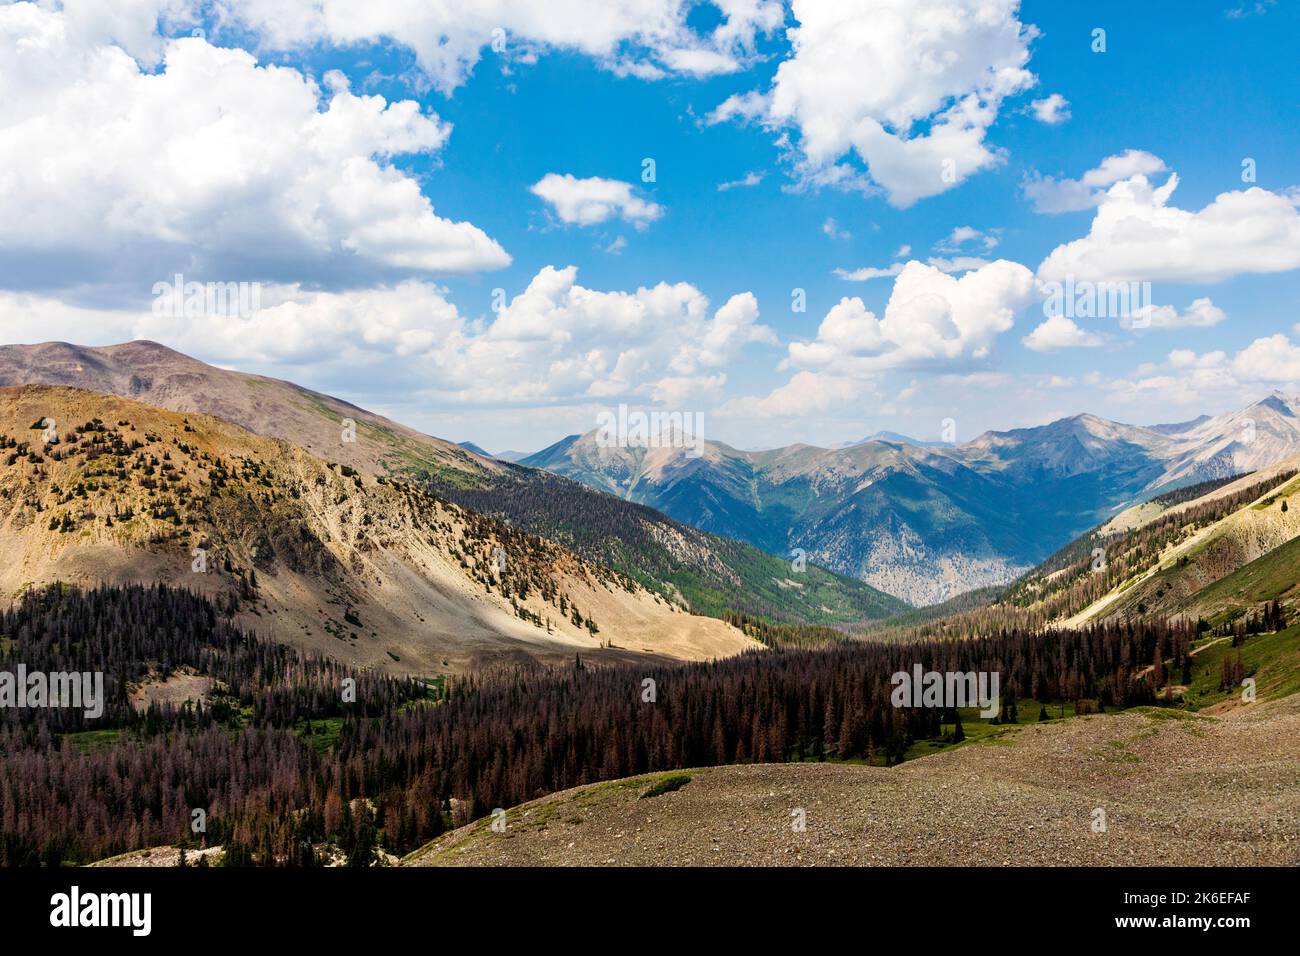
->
(407, 695), (1300, 867)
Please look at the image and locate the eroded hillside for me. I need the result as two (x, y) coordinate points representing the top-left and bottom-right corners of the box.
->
(0, 385), (756, 673)
(0, 341), (900, 628)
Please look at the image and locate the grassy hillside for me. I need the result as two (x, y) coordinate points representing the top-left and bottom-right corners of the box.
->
(1185, 534), (1300, 626)
(1179, 626), (1300, 712)
(1093, 469), (1300, 624)
(858, 465), (1300, 642)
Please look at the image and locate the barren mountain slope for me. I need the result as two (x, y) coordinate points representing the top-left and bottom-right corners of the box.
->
(1155, 393), (1300, 487)
(0, 341), (900, 627)
(406, 695), (1300, 867)
(1079, 465), (1300, 625)
(0, 339), (498, 483)
(0, 385), (756, 673)
(1100, 455), (1300, 535)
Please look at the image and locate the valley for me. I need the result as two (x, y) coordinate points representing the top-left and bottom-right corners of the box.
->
(522, 396), (1300, 605)
(2, 0), (1297, 925)
(1, 343), (1298, 871)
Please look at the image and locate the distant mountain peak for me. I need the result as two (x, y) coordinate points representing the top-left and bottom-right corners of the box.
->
(107, 338), (181, 354)
(1253, 391), (1299, 416)
(852, 430), (946, 448)
(519, 434), (582, 469)
(1058, 412), (1129, 434)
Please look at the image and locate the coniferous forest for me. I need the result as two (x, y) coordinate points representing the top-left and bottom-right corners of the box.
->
(0, 582), (1178, 866)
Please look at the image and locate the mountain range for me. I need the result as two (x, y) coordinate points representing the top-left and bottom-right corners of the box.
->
(521, 394), (1300, 604)
(0, 341), (903, 636)
(6, 339), (1299, 872)
(5, 340), (1299, 612)
(0, 383), (769, 672)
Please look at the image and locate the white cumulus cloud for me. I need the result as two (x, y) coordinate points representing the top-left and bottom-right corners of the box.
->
(934, 225), (1000, 254)
(835, 255), (992, 282)
(1022, 314), (1104, 352)
(717, 371), (870, 419)
(790, 259), (1036, 373)
(1037, 169), (1300, 284)
(1231, 334), (1300, 383)
(708, 0), (1039, 207)
(0, 265), (776, 409)
(215, 0), (785, 93)
(1101, 336), (1300, 409)
(1120, 297), (1227, 331)
(717, 171), (765, 192)
(1028, 93), (1070, 125)
(0, 3), (510, 300)
(1023, 149), (1167, 214)
(530, 174), (663, 228)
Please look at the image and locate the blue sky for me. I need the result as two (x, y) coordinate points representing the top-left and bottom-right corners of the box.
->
(1, 0), (1298, 453)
